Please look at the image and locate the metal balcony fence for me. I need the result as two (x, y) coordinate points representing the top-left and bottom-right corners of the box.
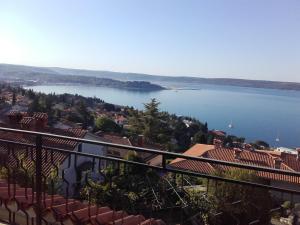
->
(0, 127), (299, 225)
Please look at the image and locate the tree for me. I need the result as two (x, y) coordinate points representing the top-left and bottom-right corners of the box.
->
(81, 153), (160, 213)
(192, 131), (207, 144)
(95, 117), (121, 133)
(173, 121), (191, 150)
(208, 169), (272, 225)
(12, 91), (16, 105)
(142, 98), (162, 141)
(28, 96), (41, 112)
(129, 98), (171, 144)
(251, 140), (270, 149)
(77, 100), (94, 128)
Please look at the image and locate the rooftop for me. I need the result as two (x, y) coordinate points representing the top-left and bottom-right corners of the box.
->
(170, 143), (300, 184)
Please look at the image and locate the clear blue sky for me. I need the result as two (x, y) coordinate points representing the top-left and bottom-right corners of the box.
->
(0, 0), (299, 82)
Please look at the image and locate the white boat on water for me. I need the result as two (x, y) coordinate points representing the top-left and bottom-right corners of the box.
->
(228, 120), (234, 129)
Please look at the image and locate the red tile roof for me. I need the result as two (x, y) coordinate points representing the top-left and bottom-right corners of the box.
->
(210, 130), (226, 137)
(0, 179), (165, 225)
(20, 117), (35, 125)
(0, 127), (87, 176)
(170, 144), (300, 184)
(99, 134), (132, 146)
(33, 112), (48, 120)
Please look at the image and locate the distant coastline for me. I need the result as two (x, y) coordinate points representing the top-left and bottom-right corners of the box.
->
(1, 63), (300, 91)
(24, 81), (166, 92)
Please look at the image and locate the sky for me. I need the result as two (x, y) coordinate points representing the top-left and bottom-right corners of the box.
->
(0, 0), (299, 82)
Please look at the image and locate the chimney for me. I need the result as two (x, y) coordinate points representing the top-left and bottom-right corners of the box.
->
(274, 157), (282, 169)
(296, 148), (300, 160)
(213, 138), (223, 149)
(233, 148), (242, 160)
(137, 135), (145, 147)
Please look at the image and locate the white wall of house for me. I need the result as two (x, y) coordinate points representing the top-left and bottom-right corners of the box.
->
(59, 132), (107, 196)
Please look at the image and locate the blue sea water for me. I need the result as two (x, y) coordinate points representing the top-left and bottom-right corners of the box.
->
(24, 84), (300, 148)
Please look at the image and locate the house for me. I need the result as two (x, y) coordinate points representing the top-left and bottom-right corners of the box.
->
(114, 114), (127, 126)
(0, 111), (109, 196)
(182, 119), (193, 128)
(275, 147), (298, 155)
(169, 139), (300, 200)
(209, 129), (226, 141)
(94, 132), (132, 159)
(130, 135), (165, 166)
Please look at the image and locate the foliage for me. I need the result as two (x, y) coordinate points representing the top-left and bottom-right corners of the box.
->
(208, 169), (272, 225)
(224, 135), (245, 147)
(251, 140), (270, 150)
(185, 189), (216, 225)
(128, 98), (172, 145)
(12, 91), (16, 105)
(127, 99), (211, 151)
(0, 154), (35, 187)
(81, 154), (160, 213)
(102, 103), (117, 112)
(281, 201), (292, 209)
(76, 100), (94, 128)
(192, 131), (207, 144)
(95, 117), (122, 133)
(172, 121), (191, 151)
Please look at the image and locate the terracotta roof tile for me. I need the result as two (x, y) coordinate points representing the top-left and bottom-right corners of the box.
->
(0, 127), (87, 176)
(100, 134), (132, 146)
(0, 179), (165, 225)
(20, 117), (35, 125)
(170, 144), (300, 184)
(33, 112), (48, 120)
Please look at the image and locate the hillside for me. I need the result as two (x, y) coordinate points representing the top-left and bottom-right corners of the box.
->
(0, 64), (165, 91)
(1, 63), (300, 91)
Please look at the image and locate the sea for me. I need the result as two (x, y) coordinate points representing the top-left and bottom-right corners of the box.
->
(24, 83), (300, 148)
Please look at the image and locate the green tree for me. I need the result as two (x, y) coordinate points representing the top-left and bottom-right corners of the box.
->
(77, 100), (94, 128)
(12, 91), (16, 105)
(142, 98), (161, 141)
(95, 117), (121, 133)
(128, 98), (171, 144)
(81, 153), (160, 213)
(173, 121), (191, 151)
(209, 169), (272, 225)
(28, 96), (41, 112)
(251, 140), (270, 149)
(192, 131), (207, 144)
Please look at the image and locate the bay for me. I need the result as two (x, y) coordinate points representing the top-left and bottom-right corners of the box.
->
(24, 84), (300, 148)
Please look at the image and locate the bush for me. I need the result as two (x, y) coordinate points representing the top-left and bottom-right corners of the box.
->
(209, 169), (272, 225)
(95, 117), (122, 133)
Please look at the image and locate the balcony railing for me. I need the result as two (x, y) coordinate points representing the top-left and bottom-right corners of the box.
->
(0, 127), (300, 225)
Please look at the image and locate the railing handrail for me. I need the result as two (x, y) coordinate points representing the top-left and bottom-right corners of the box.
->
(1, 126), (299, 178)
(2, 136), (300, 195)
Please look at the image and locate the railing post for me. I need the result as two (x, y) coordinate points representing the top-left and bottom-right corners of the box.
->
(35, 134), (43, 225)
(162, 155), (166, 169)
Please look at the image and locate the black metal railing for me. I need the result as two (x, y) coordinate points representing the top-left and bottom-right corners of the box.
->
(0, 127), (300, 225)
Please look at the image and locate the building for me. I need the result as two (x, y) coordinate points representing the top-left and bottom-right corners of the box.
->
(0, 111), (110, 195)
(169, 140), (300, 198)
(209, 129), (226, 141)
(94, 132), (132, 158)
(113, 114), (127, 126)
